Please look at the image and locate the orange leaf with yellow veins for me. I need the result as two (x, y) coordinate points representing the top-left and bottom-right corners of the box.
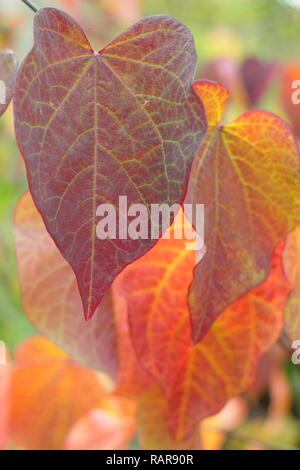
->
(282, 226), (300, 342)
(186, 80), (300, 341)
(0, 50), (17, 117)
(7, 336), (111, 450)
(116, 220), (290, 442)
(14, 192), (152, 396)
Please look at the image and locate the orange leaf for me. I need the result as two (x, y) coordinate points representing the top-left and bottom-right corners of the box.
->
(0, 342), (10, 450)
(186, 80), (300, 341)
(14, 192), (118, 378)
(116, 221), (290, 442)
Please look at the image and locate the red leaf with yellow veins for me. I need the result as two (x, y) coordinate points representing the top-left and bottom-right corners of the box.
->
(282, 226), (300, 342)
(7, 336), (110, 450)
(186, 80), (300, 341)
(13, 8), (206, 320)
(14, 191), (152, 395)
(0, 50), (17, 117)
(116, 219), (290, 441)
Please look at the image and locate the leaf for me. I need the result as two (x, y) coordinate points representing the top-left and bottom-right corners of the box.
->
(282, 226), (300, 342)
(186, 80), (300, 341)
(13, 7), (206, 320)
(0, 50), (17, 117)
(281, 63), (300, 137)
(14, 192), (118, 378)
(116, 219), (290, 442)
(240, 57), (275, 107)
(14, 191), (152, 395)
(6, 336), (118, 450)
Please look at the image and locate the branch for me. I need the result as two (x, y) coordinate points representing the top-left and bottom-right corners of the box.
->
(21, 0), (39, 13)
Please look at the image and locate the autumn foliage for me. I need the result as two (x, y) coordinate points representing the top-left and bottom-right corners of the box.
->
(1, 0), (300, 451)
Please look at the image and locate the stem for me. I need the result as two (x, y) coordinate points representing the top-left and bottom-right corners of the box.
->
(21, 0), (39, 13)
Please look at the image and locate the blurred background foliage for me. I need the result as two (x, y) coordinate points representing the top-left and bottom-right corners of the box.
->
(1, 0), (300, 450)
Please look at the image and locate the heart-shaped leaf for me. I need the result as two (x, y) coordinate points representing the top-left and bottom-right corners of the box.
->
(14, 8), (206, 320)
(186, 80), (300, 341)
(0, 50), (17, 117)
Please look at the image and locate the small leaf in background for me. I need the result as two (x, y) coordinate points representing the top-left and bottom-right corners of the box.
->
(186, 80), (300, 341)
(115, 214), (290, 443)
(6, 336), (135, 450)
(14, 191), (152, 396)
(0, 49), (17, 117)
(281, 64), (300, 137)
(240, 57), (275, 107)
(282, 226), (300, 342)
(14, 8), (206, 321)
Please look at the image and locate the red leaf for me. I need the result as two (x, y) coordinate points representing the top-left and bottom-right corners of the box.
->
(0, 50), (17, 117)
(186, 80), (300, 341)
(13, 8), (206, 320)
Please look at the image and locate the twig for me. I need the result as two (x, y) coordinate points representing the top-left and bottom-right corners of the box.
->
(201, 422), (300, 450)
(21, 0), (39, 13)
